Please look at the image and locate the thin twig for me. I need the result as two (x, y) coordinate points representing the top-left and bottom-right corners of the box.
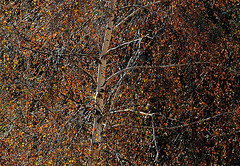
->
(152, 117), (159, 163)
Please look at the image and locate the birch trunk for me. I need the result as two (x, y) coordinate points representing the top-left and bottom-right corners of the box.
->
(90, 0), (116, 165)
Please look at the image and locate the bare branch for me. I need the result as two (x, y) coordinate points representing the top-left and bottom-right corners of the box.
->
(104, 62), (210, 86)
(78, 67), (97, 86)
(108, 111), (236, 130)
(20, 45), (101, 64)
(110, 108), (155, 116)
(114, 0), (172, 29)
(152, 117), (159, 163)
(105, 35), (151, 56)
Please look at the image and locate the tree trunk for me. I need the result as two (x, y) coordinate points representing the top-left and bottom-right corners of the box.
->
(90, 0), (116, 165)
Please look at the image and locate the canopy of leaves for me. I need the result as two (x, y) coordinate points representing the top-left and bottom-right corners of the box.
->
(1, 0), (239, 165)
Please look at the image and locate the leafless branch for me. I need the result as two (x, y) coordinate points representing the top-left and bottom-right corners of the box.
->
(152, 117), (159, 163)
(114, 0), (172, 29)
(105, 35), (151, 55)
(108, 111), (236, 130)
(104, 62), (210, 86)
(20, 45), (101, 64)
(78, 67), (97, 86)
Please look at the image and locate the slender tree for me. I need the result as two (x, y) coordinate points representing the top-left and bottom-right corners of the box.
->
(91, 0), (116, 165)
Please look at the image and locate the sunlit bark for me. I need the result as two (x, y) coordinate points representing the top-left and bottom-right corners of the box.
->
(91, 0), (117, 165)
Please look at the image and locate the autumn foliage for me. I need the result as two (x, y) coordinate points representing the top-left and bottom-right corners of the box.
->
(1, 0), (239, 165)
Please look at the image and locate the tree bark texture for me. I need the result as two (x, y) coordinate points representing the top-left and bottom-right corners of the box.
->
(90, 0), (116, 165)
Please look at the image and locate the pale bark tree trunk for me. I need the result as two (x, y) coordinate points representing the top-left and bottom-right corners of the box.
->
(90, 0), (116, 165)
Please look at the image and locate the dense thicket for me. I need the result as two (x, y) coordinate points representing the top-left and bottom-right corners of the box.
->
(1, 0), (239, 165)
